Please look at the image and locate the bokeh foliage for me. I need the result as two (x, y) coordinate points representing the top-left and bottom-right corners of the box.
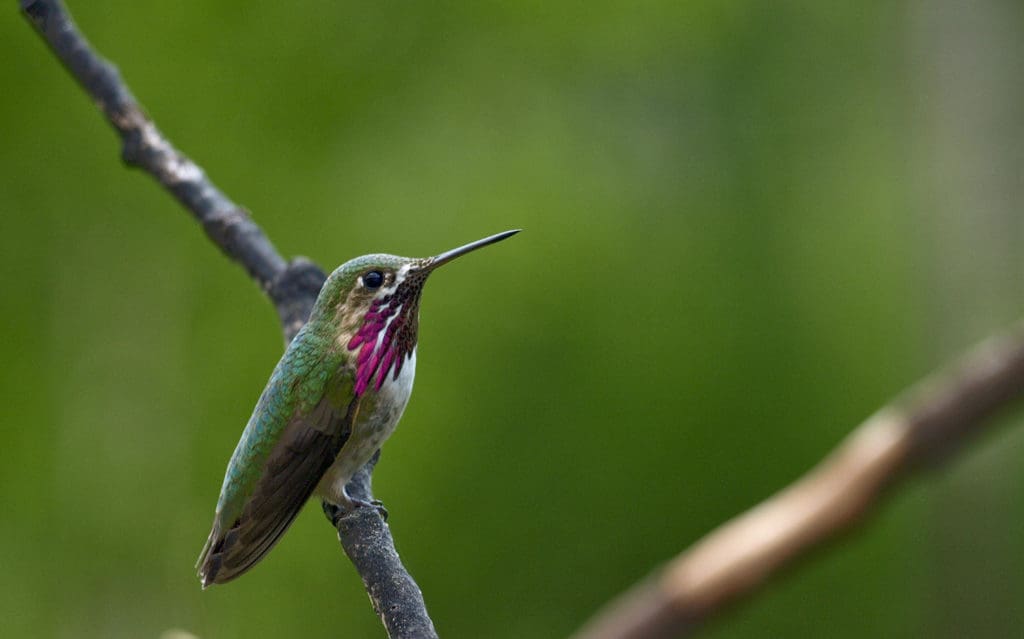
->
(3, 1), (1024, 637)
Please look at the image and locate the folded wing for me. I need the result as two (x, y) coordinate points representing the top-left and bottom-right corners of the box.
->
(198, 395), (356, 586)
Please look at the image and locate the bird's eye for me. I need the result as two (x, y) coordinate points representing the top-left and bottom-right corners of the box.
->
(362, 270), (385, 289)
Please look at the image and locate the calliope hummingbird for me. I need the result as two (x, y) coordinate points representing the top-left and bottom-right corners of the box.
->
(197, 229), (519, 586)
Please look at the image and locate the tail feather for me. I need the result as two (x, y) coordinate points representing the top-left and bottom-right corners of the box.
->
(196, 519), (231, 588)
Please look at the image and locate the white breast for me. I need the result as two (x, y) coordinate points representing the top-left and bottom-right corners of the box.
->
(378, 349), (417, 420)
(316, 349), (417, 506)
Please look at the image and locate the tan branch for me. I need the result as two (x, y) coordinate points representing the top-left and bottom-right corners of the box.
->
(573, 325), (1024, 639)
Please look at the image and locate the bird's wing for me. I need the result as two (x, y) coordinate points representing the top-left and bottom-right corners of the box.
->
(198, 391), (358, 587)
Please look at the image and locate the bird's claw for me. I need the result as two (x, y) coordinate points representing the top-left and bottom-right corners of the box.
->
(321, 500), (344, 527)
(350, 498), (388, 521)
(370, 500), (389, 521)
(324, 496), (389, 523)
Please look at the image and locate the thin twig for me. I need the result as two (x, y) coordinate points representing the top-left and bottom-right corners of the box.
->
(572, 326), (1024, 639)
(20, 1), (435, 635)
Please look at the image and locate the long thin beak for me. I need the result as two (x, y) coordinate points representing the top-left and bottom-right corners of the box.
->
(426, 229), (520, 270)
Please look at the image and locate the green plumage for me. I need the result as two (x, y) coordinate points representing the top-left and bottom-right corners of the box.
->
(215, 326), (339, 527)
(197, 320), (349, 586)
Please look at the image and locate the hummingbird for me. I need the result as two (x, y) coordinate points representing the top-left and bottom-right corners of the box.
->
(197, 229), (519, 587)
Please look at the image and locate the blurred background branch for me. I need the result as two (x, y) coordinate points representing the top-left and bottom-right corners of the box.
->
(19, 1), (434, 636)
(573, 324), (1024, 639)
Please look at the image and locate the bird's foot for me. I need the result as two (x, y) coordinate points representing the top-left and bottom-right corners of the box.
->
(369, 499), (389, 521)
(321, 501), (345, 527)
(350, 497), (388, 521)
(324, 492), (389, 523)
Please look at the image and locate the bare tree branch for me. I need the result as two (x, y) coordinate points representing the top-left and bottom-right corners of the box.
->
(20, 1), (436, 635)
(572, 325), (1024, 639)
(325, 454), (439, 638)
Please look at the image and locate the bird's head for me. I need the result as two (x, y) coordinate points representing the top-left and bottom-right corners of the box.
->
(313, 229), (519, 395)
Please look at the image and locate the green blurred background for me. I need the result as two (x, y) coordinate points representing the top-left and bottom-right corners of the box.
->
(3, 1), (1024, 637)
